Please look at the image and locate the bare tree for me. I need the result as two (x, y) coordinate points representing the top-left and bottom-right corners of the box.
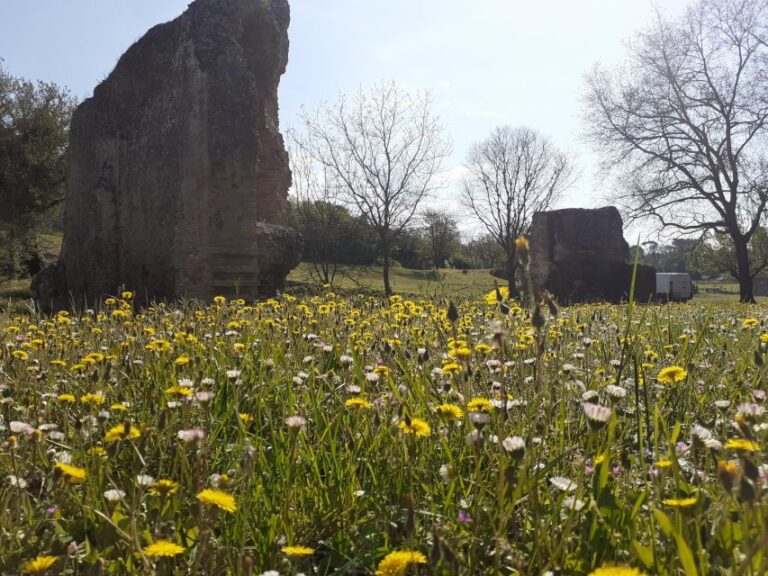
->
(295, 81), (452, 295)
(421, 208), (460, 268)
(462, 126), (574, 296)
(584, 0), (768, 302)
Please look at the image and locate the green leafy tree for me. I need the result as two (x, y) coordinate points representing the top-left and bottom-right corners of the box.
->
(690, 228), (768, 282)
(464, 234), (506, 269)
(287, 199), (377, 283)
(287, 132), (377, 284)
(421, 209), (460, 268)
(0, 64), (75, 277)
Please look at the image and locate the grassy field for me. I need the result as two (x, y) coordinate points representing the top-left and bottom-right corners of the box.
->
(288, 262), (501, 298)
(0, 286), (766, 575)
(3, 262), (743, 305)
(1, 264), (502, 309)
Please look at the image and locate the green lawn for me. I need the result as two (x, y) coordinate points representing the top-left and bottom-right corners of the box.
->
(696, 281), (740, 304)
(288, 262), (500, 298)
(0, 265), (753, 305)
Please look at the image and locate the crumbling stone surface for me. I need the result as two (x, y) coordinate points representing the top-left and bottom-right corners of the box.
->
(529, 206), (655, 303)
(33, 0), (300, 309)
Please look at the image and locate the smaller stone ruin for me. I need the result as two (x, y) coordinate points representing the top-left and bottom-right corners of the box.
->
(529, 206), (655, 303)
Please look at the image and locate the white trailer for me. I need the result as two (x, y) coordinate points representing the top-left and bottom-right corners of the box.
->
(656, 272), (693, 302)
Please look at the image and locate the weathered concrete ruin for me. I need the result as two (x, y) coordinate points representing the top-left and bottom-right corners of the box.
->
(529, 206), (655, 303)
(33, 0), (301, 309)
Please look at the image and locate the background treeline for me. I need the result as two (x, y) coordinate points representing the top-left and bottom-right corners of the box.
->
(287, 198), (506, 282)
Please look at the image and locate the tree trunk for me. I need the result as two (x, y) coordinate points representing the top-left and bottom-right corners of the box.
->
(382, 249), (392, 296)
(734, 235), (755, 303)
(7, 225), (18, 280)
(505, 252), (520, 299)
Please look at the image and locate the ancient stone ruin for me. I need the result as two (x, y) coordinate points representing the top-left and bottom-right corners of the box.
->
(33, 0), (301, 309)
(529, 206), (655, 303)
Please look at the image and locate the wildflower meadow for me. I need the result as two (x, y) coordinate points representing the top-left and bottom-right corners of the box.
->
(1, 287), (766, 575)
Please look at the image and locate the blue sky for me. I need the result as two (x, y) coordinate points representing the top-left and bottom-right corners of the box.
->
(1, 0), (691, 235)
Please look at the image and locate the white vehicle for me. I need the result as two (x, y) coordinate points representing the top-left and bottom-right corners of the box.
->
(656, 272), (693, 302)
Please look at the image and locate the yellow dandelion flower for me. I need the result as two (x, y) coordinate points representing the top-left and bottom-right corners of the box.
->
(83, 352), (105, 364)
(174, 355), (190, 366)
(165, 385), (193, 397)
(57, 394), (76, 403)
(441, 362), (462, 375)
(644, 348), (658, 360)
(21, 555), (58, 574)
(474, 343), (493, 354)
(104, 423), (141, 443)
(89, 447), (107, 457)
(238, 413), (253, 423)
(80, 392), (105, 405)
(657, 365), (687, 384)
(212, 473), (232, 487)
(345, 397), (374, 409)
(143, 540), (185, 557)
(589, 566), (645, 576)
(434, 403), (464, 420)
(54, 462), (87, 485)
(196, 488), (237, 513)
(281, 545), (315, 556)
(398, 418), (431, 437)
(717, 460), (739, 490)
(26, 338), (44, 350)
(449, 347), (472, 360)
(594, 453), (607, 465)
(375, 550), (427, 576)
(12, 350), (30, 361)
(467, 397), (494, 413)
(146, 339), (172, 352)
(213, 295), (227, 305)
(662, 496), (698, 508)
(655, 459), (673, 469)
(725, 438), (760, 452)
(742, 318), (759, 328)
(149, 479), (180, 496)
(483, 287), (509, 305)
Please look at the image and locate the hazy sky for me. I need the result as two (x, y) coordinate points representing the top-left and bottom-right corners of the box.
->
(0, 0), (691, 235)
